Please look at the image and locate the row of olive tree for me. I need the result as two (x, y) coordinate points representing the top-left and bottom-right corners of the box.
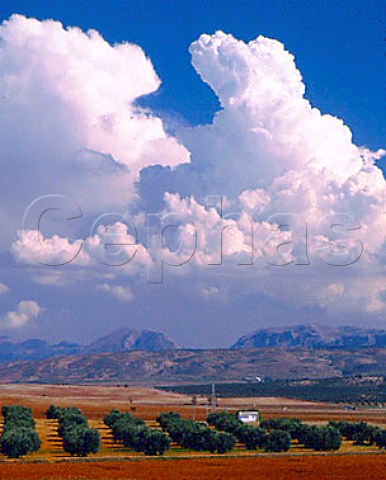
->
(208, 413), (344, 452)
(105, 410), (170, 455)
(328, 420), (386, 450)
(157, 412), (236, 454)
(328, 421), (381, 446)
(207, 412), (291, 452)
(375, 430), (386, 449)
(261, 417), (342, 451)
(47, 405), (100, 457)
(0, 405), (41, 458)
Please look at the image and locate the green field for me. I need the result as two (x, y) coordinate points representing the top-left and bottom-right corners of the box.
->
(158, 376), (386, 404)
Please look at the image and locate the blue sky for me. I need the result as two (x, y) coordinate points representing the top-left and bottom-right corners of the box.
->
(0, 0), (384, 147)
(0, 1), (384, 347)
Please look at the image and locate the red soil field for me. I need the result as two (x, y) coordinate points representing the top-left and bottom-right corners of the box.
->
(1, 384), (386, 425)
(0, 384), (385, 479)
(0, 454), (385, 480)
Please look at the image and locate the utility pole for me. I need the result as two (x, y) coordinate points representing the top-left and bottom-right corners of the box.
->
(192, 395), (197, 421)
(211, 383), (216, 413)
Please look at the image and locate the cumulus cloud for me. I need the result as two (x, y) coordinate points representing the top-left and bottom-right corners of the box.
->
(138, 31), (386, 317)
(97, 283), (134, 302)
(4, 22), (386, 339)
(11, 229), (89, 266)
(0, 14), (189, 245)
(0, 300), (42, 329)
(156, 31), (363, 201)
(11, 221), (151, 286)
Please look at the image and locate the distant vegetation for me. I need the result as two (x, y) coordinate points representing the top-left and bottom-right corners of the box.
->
(158, 376), (386, 404)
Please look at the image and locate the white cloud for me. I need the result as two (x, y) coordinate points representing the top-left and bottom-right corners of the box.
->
(97, 283), (134, 302)
(0, 14), (189, 246)
(0, 300), (42, 329)
(3, 23), (386, 336)
(11, 221), (152, 285)
(175, 31), (363, 202)
(139, 31), (385, 317)
(11, 229), (89, 266)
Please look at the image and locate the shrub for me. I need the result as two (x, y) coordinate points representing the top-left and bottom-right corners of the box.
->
(261, 418), (303, 440)
(62, 426), (101, 456)
(304, 426), (342, 451)
(1, 429), (39, 458)
(46, 404), (62, 420)
(104, 410), (123, 428)
(56, 407), (82, 421)
(156, 412), (182, 431)
(215, 432), (236, 454)
(207, 412), (241, 435)
(121, 425), (147, 449)
(264, 430), (291, 452)
(375, 429), (386, 449)
(134, 429), (170, 456)
(2, 406), (35, 430)
(57, 413), (87, 438)
(328, 421), (375, 444)
(105, 409), (170, 456)
(57, 407), (100, 457)
(0, 406), (41, 458)
(237, 425), (266, 450)
(291, 423), (313, 444)
(353, 425), (380, 446)
(166, 419), (192, 444)
(181, 423), (213, 451)
(109, 415), (145, 443)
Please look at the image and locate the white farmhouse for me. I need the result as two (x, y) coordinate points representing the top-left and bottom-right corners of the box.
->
(237, 411), (260, 424)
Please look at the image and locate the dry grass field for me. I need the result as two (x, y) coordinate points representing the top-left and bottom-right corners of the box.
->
(0, 383), (385, 425)
(0, 383), (385, 479)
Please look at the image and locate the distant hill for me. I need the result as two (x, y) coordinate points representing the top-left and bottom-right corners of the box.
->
(1, 324), (386, 383)
(0, 347), (385, 384)
(231, 324), (386, 350)
(0, 337), (79, 364)
(82, 328), (177, 353)
(0, 328), (177, 364)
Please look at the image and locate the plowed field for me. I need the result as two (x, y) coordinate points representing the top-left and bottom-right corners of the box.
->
(0, 454), (385, 480)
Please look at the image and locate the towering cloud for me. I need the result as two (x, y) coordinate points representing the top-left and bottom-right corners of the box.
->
(175, 32), (365, 194)
(0, 14), (189, 244)
(138, 31), (386, 316)
(1, 20), (385, 341)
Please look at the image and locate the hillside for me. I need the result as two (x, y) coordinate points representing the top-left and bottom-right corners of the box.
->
(231, 324), (386, 350)
(0, 347), (385, 384)
(0, 328), (177, 364)
(0, 337), (80, 363)
(82, 328), (177, 353)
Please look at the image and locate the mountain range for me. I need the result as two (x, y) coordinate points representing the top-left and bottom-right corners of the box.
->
(0, 346), (384, 384)
(0, 324), (386, 384)
(0, 328), (177, 364)
(231, 324), (386, 350)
